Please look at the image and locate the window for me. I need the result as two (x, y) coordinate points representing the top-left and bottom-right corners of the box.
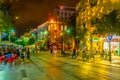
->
(61, 17), (63, 20)
(65, 13), (67, 15)
(73, 13), (76, 16)
(61, 12), (63, 15)
(54, 34), (57, 39)
(65, 17), (67, 20)
(69, 13), (71, 16)
(69, 17), (71, 20)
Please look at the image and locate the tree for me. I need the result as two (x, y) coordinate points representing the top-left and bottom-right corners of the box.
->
(77, 26), (88, 50)
(96, 10), (119, 36)
(66, 15), (89, 50)
(0, 1), (15, 42)
(66, 15), (78, 49)
(27, 37), (35, 45)
(94, 10), (120, 61)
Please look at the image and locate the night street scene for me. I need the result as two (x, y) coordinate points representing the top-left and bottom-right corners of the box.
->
(0, 0), (120, 80)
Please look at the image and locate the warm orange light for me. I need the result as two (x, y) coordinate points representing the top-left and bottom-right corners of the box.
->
(15, 16), (19, 20)
(50, 19), (54, 23)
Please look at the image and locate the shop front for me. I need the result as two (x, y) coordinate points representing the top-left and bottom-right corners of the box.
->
(104, 35), (120, 56)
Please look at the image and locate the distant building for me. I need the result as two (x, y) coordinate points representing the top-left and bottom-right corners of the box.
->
(51, 5), (76, 22)
(36, 21), (61, 43)
(3, 0), (19, 3)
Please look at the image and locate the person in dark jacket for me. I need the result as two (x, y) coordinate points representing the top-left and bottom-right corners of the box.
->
(26, 48), (30, 63)
(72, 48), (76, 59)
(20, 49), (25, 64)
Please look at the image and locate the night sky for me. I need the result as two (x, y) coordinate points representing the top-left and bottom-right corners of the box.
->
(11, 0), (79, 37)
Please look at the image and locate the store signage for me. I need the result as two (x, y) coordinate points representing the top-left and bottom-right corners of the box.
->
(107, 35), (112, 41)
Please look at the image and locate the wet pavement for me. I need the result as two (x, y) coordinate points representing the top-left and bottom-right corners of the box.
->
(0, 51), (120, 80)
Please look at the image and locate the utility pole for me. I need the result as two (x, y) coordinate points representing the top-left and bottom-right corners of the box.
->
(0, 32), (2, 45)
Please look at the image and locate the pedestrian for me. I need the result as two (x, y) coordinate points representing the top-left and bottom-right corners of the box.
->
(6, 49), (13, 66)
(61, 49), (65, 56)
(14, 52), (19, 64)
(82, 48), (88, 61)
(72, 48), (76, 59)
(0, 50), (4, 68)
(20, 49), (25, 64)
(26, 48), (30, 63)
(11, 52), (16, 66)
(16, 49), (20, 57)
(76, 48), (80, 57)
(32, 48), (35, 54)
(49, 46), (52, 55)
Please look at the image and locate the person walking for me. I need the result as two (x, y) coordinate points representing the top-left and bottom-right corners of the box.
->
(76, 48), (80, 57)
(26, 48), (30, 63)
(50, 46), (53, 55)
(6, 49), (13, 67)
(20, 49), (25, 64)
(72, 48), (76, 59)
(0, 50), (4, 68)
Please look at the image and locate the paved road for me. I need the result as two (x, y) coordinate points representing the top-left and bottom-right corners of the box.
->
(0, 52), (120, 80)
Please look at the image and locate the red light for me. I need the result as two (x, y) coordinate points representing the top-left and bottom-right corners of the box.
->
(98, 34), (101, 38)
(60, 6), (64, 10)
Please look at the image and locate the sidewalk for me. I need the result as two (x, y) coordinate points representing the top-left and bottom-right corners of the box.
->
(37, 51), (120, 67)
(97, 56), (120, 67)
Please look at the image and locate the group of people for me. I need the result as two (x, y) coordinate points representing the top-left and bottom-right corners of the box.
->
(0, 46), (31, 68)
(49, 45), (81, 58)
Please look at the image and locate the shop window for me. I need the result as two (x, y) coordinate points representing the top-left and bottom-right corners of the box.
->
(61, 12), (63, 15)
(65, 12), (67, 15)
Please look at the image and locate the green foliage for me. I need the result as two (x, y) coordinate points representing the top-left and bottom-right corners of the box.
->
(96, 10), (119, 36)
(91, 0), (98, 7)
(27, 37), (35, 45)
(17, 40), (25, 47)
(67, 15), (77, 38)
(0, 2), (14, 33)
(77, 27), (88, 40)
(2, 34), (8, 41)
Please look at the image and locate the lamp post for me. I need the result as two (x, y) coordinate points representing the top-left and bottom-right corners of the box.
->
(0, 32), (2, 45)
(118, 37), (120, 56)
(107, 35), (112, 61)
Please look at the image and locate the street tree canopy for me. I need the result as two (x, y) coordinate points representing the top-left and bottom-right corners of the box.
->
(96, 10), (120, 36)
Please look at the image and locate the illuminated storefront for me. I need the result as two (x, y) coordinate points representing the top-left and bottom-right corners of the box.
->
(104, 35), (120, 56)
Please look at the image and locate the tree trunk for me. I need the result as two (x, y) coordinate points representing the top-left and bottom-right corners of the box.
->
(90, 33), (93, 53)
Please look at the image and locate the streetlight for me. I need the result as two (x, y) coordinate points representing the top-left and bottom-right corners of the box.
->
(15, 16), (19, 20)
(0, 32), (2, 45)
(107, 35), (112, 61)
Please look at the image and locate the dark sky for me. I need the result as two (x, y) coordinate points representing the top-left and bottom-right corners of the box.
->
(11, 0), (79, 37)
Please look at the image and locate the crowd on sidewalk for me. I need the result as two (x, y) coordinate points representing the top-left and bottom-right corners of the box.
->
(0, 46), (31, 68)
(48, 46), (120, 62)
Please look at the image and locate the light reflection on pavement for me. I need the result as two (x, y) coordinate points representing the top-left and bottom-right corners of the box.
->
(30, 53), (120, 80)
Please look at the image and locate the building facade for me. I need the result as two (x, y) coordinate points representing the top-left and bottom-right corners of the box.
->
(51, 5), (76, 22)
